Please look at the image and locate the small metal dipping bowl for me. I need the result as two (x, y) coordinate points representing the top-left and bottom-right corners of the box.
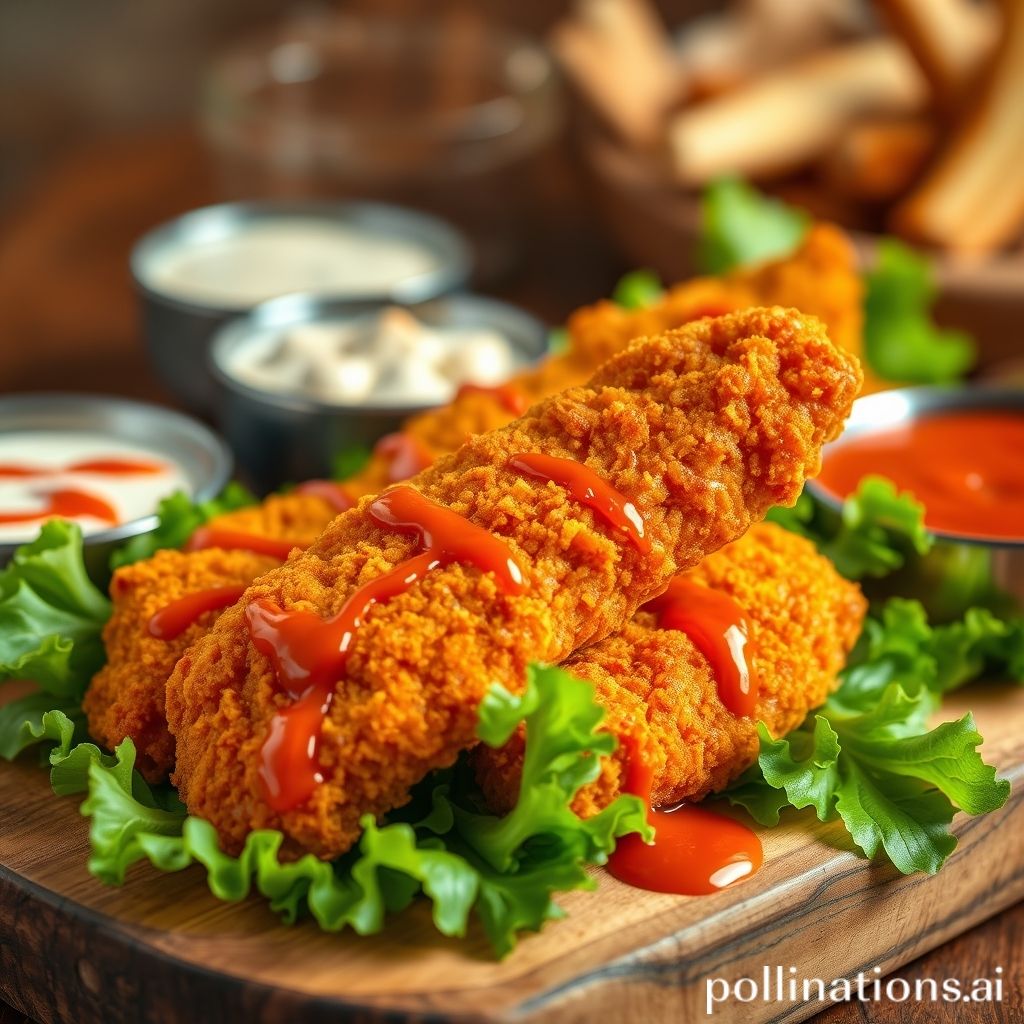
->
(131, 200), (471, 414)
(209, 293), (548, 492)
(806, 386), (1024, 618)
(0, 394), (232, 578)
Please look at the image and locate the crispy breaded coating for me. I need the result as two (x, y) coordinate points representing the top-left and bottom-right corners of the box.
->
(166, 308), (861, 859)
(204, 492), (341, 546)
(569, 226), (865, 374)
(83, 492), (340, 782)
(344, 225), (870, 498)
(473, 523), (867, 816)
(83, 548), (278, 782)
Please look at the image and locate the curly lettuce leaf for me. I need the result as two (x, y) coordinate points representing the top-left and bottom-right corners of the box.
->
(0, 521), (110, 697)
(696, 177), (809, 274)
(64, 664), (648, 956)
(612, 269), (663, 310)
(330, 445), (372, 482)
(0, 696), (83, 761)
(109, 482), (256, 569)
(727, 599), (1016, 873)
(768, 476), (931, 581)
(863, 239), (975, 384)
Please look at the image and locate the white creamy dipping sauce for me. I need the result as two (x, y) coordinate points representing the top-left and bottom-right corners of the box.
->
(226, 307), (525, 407)
(144, 220), (440, 308)
(0, 433), (190, 544)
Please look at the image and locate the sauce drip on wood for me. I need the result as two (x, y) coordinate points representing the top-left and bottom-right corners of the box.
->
(456, 382), (528, 417)
(148, 585), (248, 640)
(246, 485), (527, 812)
(185, 527), (302, 560)
(293, 479), (354, 513)
(509, 453), (650, 553)
(374, 433), (433, 483)
(607, 737), (763, 896)
(644, 578), (757, 718)
(0, 457), (166, 478)
(816, 411), (1024, 541)
(0, 488), (118, 526)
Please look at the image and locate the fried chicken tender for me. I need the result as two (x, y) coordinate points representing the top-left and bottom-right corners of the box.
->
(83, 548), (278, 782)
(83, 492), (341, 782)
(473, 523), (867, 817)
(568, 225), (865, 371)
(166, 308), (861, 859)
(344, 224), (870, 498)
(203, 491), (342, 547)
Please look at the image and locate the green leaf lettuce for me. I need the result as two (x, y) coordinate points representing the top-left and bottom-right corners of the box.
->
(59, 664), (649, 957)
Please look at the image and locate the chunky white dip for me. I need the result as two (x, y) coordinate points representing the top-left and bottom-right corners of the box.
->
(144, 220), (440, 308)
(0, 433), (189, 544)
(226, 307), (523, 406)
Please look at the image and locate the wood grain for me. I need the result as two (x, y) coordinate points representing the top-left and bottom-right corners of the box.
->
(0, 684), (1021, 1024)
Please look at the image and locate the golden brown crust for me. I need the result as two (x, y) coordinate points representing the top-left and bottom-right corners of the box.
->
(473, 523), (867, 816)
(83, 492), (340, 782)
(166, 308), (861, 860)
(83, 548), (278, 782)
(343, 224), (870, 498)
(205, 492), (342, 547)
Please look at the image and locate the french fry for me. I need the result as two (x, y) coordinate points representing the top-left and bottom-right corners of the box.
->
(678, 0), (868, 99)
(550, 0), (683, 147)
(893, 0), (1024, 251)
(820, 116), (935, 201)
(668, 39), (927, 185)
(874, 0), (999, 108)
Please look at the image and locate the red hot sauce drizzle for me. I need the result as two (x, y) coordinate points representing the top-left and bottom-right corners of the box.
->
(643, 578), (758, 718)
(0, 488), (118, 526)
(455, 382), (528, 417)
(608, 736), (763, 895)
(185, 526), (304, 560)
(0, 457), (167, 478)
(148, 584), (249, 641)
(293, 479), (355, 513)
(245, 485), (527, 812)
(509, 453), (651, 554)
(374, 433), (434, 483)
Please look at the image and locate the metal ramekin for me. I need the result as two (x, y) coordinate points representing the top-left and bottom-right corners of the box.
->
(208, 293), (549, 492)
(0, 394), (232, 579)
(806, 386), (1024, 619)
(131, 200), (471, 414)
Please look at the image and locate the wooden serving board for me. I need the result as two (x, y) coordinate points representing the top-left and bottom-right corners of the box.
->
(1, 683), (1022, 1024)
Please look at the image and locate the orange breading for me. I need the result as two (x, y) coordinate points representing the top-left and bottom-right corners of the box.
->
(165, 309), (861, 859)
(344, 224), (872, 498)
(204, 491), (342, 546)
(83, 491), (341, 782)
(568, 225), (864, 371)
(83, 548), (278, 782)
(473, 523), (867, 816)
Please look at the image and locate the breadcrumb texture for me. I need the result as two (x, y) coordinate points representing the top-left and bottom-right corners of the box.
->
(83, 493), (339, 782)
(569, 226), (864, 372)
(474, 523), (867, 815)
(344, 224), (869, 497)
(166, 308), (860, 860)
(205, 492), (341, 547)
(83, 548), (277, 781)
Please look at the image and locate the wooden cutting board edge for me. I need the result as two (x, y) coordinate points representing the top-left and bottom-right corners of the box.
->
(2, 767), (1021, 1024)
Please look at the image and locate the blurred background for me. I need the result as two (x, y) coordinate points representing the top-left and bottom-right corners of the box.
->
(0, 0), (688, 398)
(0, 0), (1020, 399)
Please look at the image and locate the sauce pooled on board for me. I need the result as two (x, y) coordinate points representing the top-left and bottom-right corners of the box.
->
(608, 737), (764, 896)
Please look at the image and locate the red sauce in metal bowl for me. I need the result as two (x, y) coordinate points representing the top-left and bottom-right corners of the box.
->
(817, 410), (1024, 541)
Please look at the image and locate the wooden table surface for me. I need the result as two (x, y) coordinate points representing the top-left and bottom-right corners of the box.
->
(0, 128), (1020, 1024)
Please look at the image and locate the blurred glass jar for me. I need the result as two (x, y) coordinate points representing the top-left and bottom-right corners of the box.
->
(200, 10), (564, 281)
